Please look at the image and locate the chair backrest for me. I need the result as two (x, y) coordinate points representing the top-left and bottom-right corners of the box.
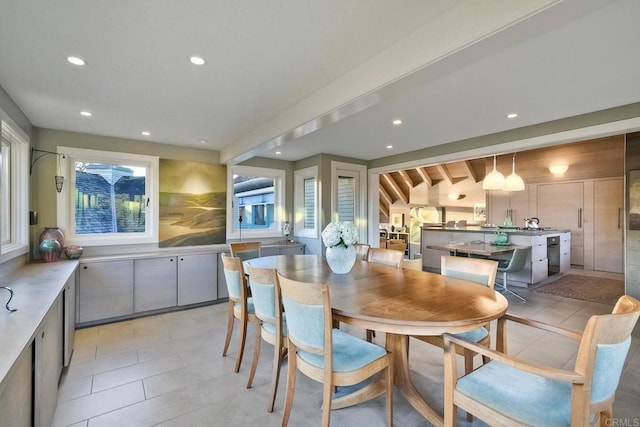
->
(354, 243), (370, 261)
(245, 264), (282, 324)
(499, 247), (530, 273)
(441, 256), (498, 289)
(277, 273), (332, 359)
(455, 220), (467, 228)
(574, 295), (640, 421)
(445, 220), (456, 227)
(386, 239), (406, 253)
(221, 253), (248, 303)
(367, 247), (404, 269)
(230, 241), (262, 261)
(402, 258), (423, 271)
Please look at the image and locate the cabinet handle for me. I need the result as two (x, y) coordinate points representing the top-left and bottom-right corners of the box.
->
(170, 258), (174, 262)
(83, 265), (88, 269)
(618, 207), (621, 229)
(578, 208), (582, 228)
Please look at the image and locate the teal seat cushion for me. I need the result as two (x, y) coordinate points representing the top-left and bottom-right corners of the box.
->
(452, 326), (488, 343)
(262, 313), (288, 337)
(297, 329), (386, 373)
(457, 361), (573, 426)
(233, 297), (254, 314)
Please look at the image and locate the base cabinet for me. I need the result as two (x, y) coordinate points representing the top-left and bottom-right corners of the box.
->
(177, 254), (217, 306)
(134, 257), (177, 312)
(0, 345), (33, 427)
(79, 260), (134, 323)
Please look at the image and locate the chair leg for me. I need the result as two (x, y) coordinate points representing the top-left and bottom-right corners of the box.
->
(385, 357), (393, 427)
(267, 335), (285, 413)
(463, 349), (475, 422)
(366, 329), (376, 342)
(321, 377), (333, 427)
(282, 343), (297, 427)
(247, 321), (262, 388)
(222, 301), (235, 357)
(500, 272), (526, 302)
(234, 313), (248, 373)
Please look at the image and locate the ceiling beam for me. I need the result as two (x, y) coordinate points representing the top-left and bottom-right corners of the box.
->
(381, 173), (409, 204)
(398, 169), (414, 190)
(415, 167), (432, 187)
(461, 160), (478, 182)
(436, 164), (453, 186)
(379, 185), (393, 207)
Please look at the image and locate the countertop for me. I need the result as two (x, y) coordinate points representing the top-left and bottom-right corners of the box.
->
(422, 226), (570, 236)
(0, 261), (78, 389)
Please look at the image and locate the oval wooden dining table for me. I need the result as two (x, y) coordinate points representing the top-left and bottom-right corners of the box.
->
(246, 254), (508, 426)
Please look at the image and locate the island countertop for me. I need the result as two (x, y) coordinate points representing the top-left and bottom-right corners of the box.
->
(0, 261), (78, 389)
(422, 226), (570, 236)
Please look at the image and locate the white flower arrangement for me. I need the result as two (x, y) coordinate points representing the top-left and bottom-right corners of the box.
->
(321, 221), (358, 248)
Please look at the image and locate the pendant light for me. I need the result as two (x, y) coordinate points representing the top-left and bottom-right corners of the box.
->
(482, 155), (505, 190)
(503, 153), (525, 191)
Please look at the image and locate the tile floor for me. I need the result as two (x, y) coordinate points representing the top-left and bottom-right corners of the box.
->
(53, 269), (640, 426)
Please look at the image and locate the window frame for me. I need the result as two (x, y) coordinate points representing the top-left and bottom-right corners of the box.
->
(227, 165), (285, 239)
(331, 161), (367, 243)
(294, 165), (319, 238)
(56, 146), (159, 246)
(0, 119), (29, 262)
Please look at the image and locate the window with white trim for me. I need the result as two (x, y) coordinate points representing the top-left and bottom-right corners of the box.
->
(227, 165), (285, 239)
(294, 166), (318, 238)
(0, 120), (29, 260)
(57, 147), (159, 246)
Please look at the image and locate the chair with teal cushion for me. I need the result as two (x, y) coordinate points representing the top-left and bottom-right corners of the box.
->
(496, 246), (530, 301)
(245, 264), (287, 413)
(229, 241), (262, 261)
(443, 295), (640, 426)
(277, 273), (393, 427)
(221, 253), (258, 373)
(414, 256), (498, 402)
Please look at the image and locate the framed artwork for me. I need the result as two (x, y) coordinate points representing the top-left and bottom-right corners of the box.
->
(629, 170), (640, 230)
(390, 213), (404, 228)
(473, 203), (487, 222)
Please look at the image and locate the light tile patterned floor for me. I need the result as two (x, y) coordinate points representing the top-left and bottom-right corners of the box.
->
(53, 269), (640, 426)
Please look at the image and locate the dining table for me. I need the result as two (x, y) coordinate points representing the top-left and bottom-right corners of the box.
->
(246, 254), (508, 426)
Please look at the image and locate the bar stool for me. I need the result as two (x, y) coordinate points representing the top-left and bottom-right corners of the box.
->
(496, 247), (530, 302)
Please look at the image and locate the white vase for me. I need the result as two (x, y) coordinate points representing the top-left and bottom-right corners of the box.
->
(325, 245), (357, 274)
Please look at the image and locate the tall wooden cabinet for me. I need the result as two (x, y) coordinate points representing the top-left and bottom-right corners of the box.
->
(487, 187), (530, 226)
(594, 178), (624, 272)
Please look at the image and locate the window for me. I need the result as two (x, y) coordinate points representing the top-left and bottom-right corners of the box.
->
(57, 147), (158, 246)
(0, 119), (29, 260)
(227, 165), (285, 239)
(331, 161), (367, 243)
(294, 166), (318, 238)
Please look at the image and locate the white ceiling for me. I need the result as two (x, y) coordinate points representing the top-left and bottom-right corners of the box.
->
(1, 0), (639, 167)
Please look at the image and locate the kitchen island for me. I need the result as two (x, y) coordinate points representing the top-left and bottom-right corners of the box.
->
(421, 226), (571, 287)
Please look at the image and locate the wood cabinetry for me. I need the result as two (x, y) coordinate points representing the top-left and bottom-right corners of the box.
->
(594, 178), (623, 273)
(79, 260), (134, 323)
(487, 187), (530, 226)
(35, 295), (64, 427)
(0, 345), (33, 427)
(134, 257), (177, 312)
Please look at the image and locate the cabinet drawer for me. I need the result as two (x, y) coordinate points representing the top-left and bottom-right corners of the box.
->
(531, 258), (549, 284)
(531, 244), (546, 262)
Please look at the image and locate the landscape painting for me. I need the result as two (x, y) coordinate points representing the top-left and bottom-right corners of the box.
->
(159, 160), (226, 247)
(630, 170), (640, 230)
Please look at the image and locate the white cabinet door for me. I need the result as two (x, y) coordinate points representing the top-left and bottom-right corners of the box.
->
(35, 295), (63, 427)
(560, 232), (571, 273)
(177, 253), (217, 305)
(79, 260), (134, 323)
(279, 245), (305, 255)
(594, 178), (624, 273)
(64, 269), (77, 366)
(134, 257), (177, 312)
(0, 345), (32, 427)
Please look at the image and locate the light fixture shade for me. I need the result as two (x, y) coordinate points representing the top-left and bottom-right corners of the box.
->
(549, 165), (568, 175)
(482, 155), (505, 190)
(55, 175), (64, 193)
(503, 173), (525, 191)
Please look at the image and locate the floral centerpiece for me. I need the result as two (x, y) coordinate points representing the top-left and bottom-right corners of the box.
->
(322, 221), (358, 274)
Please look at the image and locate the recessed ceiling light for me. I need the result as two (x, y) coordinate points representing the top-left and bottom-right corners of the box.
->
(275, 151), (282, 155)
(141, 131), (151, 136)
(199, 139), (208, 144)
(190, 56), (206, 65)
(80, 111), (92, 117)
(392, 119), (403, 126)
(67, 56), (86, 66)
(506, 113), (518, 119)
(386, 145), (393, 149)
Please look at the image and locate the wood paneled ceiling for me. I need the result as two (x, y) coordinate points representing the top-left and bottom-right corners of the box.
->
(379, 159), (486, 216)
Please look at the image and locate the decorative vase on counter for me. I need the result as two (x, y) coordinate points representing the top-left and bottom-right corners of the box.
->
(325, 245), (357, 274)
(39, 227), (64, 262)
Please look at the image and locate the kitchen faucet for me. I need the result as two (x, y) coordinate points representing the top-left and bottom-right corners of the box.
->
(1, 286), (17, 312)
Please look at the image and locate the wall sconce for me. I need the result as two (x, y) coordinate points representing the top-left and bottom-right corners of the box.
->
(447, 193), (466, 201)
(30, 148), (66, 193)
(549, 165), (568, 175)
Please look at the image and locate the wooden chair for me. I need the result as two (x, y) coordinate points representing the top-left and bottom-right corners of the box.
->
(443, 295), (640, 427)
(415, 256), (498, 379)
(386, 239), (406, 253)
(221, 253), (258, 373)
(245, 264), (287, 412)
(229, 241), (262, 261)
(354, 243), (370, 261)
(278, 273), (393, 427)
(367, 247), (404, 269)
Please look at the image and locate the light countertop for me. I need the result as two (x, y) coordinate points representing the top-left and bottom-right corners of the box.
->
(422, 226), (570, 236)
